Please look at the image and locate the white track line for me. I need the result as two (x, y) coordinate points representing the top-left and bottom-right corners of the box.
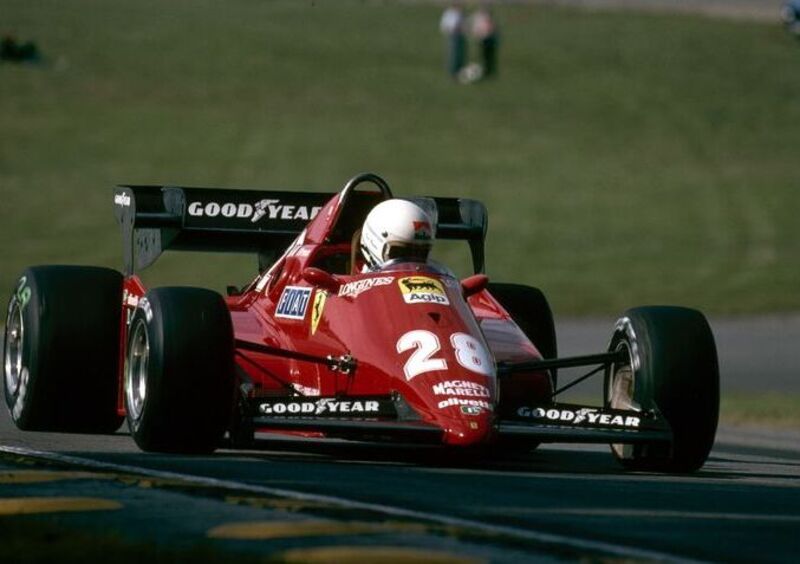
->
(0, 444), (703, 563)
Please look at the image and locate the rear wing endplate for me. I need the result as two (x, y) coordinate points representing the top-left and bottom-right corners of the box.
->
(410, 196), (488, 273)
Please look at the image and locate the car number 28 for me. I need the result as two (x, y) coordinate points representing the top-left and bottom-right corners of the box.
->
(396, 330), (494, 380)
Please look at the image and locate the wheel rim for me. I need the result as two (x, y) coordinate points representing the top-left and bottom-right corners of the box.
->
(609, 341), (638, 411)
(126, 319), (149, 423)
(607, 340), (640, 459)
(4, 299), (24, 398)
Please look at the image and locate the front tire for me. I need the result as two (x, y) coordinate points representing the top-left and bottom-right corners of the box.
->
(3, 266), (124, 433)
(124, 287), (234, 453)
(605, 306), (719, 473)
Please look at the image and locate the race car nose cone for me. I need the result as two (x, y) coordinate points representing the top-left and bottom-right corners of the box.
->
(441, 416), (493, 446)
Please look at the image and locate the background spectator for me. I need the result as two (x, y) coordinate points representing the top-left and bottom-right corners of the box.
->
(470, 6), (499, 78)
(440, 3), (467, 79)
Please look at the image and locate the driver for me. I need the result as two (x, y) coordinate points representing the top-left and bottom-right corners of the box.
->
(359, 199), (434, 271)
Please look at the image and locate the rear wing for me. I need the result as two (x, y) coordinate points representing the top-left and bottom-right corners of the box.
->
(409, 197), (488, 273)
(113, 185), (331, 274)
(113, 183), (489, 275)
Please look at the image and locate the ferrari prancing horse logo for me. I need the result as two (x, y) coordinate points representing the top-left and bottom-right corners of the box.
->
(310, 290), (327, 335)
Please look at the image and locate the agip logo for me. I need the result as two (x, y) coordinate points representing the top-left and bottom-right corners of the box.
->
(398, 276), (449, 305)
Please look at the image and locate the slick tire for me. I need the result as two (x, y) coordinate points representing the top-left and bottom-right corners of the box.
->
(125, 287), (234, 454)
(488, 283), (557, 385)
(3, 265), (124, 433)
(605, 306), (719, 473)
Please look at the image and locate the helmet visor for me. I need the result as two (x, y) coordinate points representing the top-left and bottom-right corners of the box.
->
(384, 241), (431, 263)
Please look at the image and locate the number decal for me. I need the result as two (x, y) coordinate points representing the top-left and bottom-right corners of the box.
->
(451, 332), (493, 376)
(396, 330), (447, 380)
(397, 331), (495, 380)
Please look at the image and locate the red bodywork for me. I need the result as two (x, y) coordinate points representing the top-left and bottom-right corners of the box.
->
(117, 187), (552, 447)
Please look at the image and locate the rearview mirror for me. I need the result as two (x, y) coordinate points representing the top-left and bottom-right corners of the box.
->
(302, 267), (341, 294)
(461, 274), (489, 298)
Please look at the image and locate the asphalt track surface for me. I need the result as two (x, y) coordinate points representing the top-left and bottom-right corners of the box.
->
(2, 401), (799, 563)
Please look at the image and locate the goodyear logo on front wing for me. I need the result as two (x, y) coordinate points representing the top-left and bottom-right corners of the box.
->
(276, 286), (312, 319)
(398, 276), (449, 305)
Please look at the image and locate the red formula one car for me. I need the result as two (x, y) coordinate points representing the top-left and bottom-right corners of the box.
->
(3, 173), (719, 472)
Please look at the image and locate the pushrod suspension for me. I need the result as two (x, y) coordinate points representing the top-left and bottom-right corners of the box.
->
(497, 349), (627, 377)
(235, 339), (357, 373)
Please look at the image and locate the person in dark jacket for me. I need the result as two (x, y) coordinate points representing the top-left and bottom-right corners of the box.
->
(470, 7), (499, 78)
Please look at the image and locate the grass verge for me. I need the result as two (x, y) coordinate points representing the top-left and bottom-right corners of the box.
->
(720, 393), (800, 429)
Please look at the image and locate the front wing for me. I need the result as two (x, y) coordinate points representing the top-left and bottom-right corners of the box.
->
(243, 394), (671, 446)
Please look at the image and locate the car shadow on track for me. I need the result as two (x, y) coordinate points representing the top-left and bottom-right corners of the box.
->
(218, 437), (626, 475)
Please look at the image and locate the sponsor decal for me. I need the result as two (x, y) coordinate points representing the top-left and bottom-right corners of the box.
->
(515, 406), (641, 428)
(437, 397), (492, 411)
(113, 193), (131, 207)
(432, 380), (490, 398)
(460, 405), (483, 416)
(398, 276), (449, 306)
(338, 276), (394, 298)
(14, 277), (31, 310)
(413, 220), (432, 241)
(291, 384), (320, 396)
(258, 398), (382, 416)
(187, 199), (322, 223)
(310, 290), (327, 335)
(276, 286), (312, 320)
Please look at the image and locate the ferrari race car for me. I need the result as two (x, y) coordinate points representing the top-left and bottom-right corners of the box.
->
(3, 173), (719, 472)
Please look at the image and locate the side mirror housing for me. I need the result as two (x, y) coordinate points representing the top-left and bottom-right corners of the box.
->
(302, 267), (341, 294)
(461, 274), (489, 298)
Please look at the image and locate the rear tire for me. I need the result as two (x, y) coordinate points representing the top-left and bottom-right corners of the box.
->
(488, 283), (557, 452)
(124, 287), (234, 454)
(488, 283), (557, 359)
(488, 282), (557, 382)
(605, 306), (719, 473)
(3, 266), (124, 433)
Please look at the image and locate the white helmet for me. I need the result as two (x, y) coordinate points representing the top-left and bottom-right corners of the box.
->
(360, 199), (435, 269)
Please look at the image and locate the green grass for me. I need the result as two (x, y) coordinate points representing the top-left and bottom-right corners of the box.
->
(721, 393), (800, 428)
(1, 0), (799, 314)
